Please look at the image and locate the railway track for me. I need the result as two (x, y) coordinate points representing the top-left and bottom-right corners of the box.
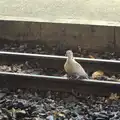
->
(0, 51), (120, 96)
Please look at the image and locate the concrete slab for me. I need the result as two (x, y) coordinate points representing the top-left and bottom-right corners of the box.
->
(0, 0), (120, 26)
(0, 21), (114, 51)
(41, 23), (114, 50)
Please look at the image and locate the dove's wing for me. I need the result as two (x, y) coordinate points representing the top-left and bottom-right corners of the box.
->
(64, 58), (88, 77)
(72, 59), (88, 77)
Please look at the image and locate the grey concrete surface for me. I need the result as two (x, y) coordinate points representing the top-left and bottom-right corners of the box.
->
(0, 0), (120, 24)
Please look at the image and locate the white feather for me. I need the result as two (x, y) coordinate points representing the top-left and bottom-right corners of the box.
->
(64, 50), (88, 78)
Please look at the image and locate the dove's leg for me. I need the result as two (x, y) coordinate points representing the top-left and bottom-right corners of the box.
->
(67, 73), (81, 80)
(67, 73), (88, 80)
(78, 75), (88, 80)
(67, 74), (74, 80)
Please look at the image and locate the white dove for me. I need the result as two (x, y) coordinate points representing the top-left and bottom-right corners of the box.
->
(64, 50), (88, 80)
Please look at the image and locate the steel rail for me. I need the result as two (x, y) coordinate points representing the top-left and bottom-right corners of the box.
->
(0, 51), (120, 73)
(0, 71), (119, 96)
